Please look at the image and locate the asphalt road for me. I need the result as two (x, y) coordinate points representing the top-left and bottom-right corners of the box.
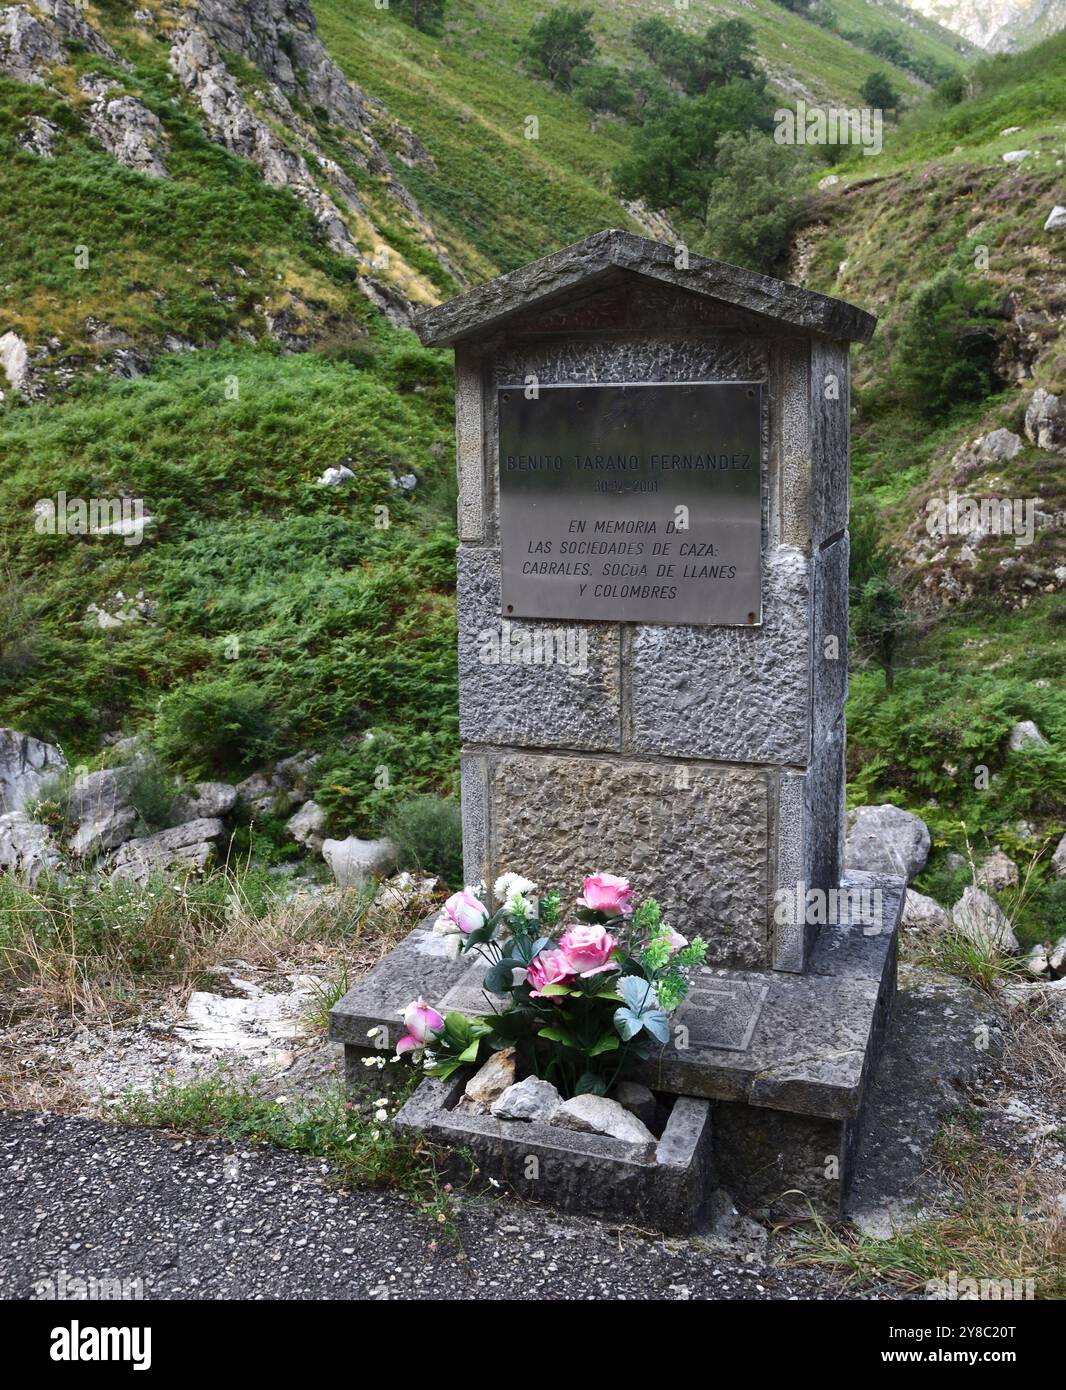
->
(0, 1110), (877, 1301)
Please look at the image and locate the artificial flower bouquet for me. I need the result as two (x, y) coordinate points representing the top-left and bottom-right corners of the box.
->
(398, 871), (707, 1100)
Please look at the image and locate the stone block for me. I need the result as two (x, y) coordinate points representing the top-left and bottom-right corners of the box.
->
(488, 751), (770, 967)
(393, 1074), (714, 1235)
(810, 338), (850, 544)
(775, 338), (811, 550)
(457, 547), (620, 752)
(628, 546), (811, 766)
(453, 346), (485, 542)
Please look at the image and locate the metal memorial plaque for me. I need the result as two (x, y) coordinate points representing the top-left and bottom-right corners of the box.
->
(498, 382), (762, 626)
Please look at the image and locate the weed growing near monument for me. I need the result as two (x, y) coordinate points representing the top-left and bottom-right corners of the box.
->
(397, 873), (706, 1098)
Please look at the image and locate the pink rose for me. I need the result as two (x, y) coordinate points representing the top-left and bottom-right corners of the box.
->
(526, 948), (575, 999)
(559, 923), (617, 977)
(436, 888), (488, 935)
(576, 872), (634, 918)
(663, 929), (688, 954)
(400, 997), (444, 1044)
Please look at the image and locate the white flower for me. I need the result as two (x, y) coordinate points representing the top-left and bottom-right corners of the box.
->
(494, 871), (537, 901)
(375, 1108), (388, 1122)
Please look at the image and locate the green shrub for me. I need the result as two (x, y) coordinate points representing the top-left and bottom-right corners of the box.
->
(700, 131), (813, 274)
(313, 727), (458, 838)
(123, 752), (179, 832)
(893, 270), (1001, 420)
(153, 678), (275, 780)
(385, 794), (463, 887)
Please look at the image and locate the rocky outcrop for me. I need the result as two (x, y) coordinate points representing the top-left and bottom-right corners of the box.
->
(0, 331), (33, 395)
(0, 729), (65, 814)
(0, 5), (63, 84)
(1024, 388), (1066, 451)
(108, 816), (226, 884)
(901, 0), (1066, 53)
(17, 114), (58, 157)
(66, 767), (137, 858)
(82, 77), (167, 177)
(172, 781), (237, 821)
(0, 810), (63, 885)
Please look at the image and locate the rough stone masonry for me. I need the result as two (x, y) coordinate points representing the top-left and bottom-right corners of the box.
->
(414, 228), (877, 977)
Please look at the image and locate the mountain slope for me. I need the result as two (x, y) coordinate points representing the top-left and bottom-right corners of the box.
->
(902, 0), (1066, 51)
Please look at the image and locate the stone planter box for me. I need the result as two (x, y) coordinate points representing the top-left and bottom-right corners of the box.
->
(393, 1073), (714, 1234)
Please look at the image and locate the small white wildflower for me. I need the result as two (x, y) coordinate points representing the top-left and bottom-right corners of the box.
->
(275, 1096), (289, 1105)
(375, 1108), (388, 1122)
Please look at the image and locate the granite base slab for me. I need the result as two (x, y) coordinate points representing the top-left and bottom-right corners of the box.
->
(329, 871), (904, 1222)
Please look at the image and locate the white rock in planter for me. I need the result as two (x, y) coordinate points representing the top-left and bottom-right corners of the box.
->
(844, 805), (931, 882)
(901, 888), (949, 931)
(321, 835), (397, 887)
(612, 1079), (658, 1129)
(491, 1076), (561, 1122)
(551, 1093), (657, 1152)
(461, 1049), (515, 1112)
(976, 850), (1019, 891)
(172, 781), (237, 821)
(0, 728), (66, 814)
(951, 886), (1020, 954)
(1008, 719), (1046, 751)
(286, 799), (326, 851)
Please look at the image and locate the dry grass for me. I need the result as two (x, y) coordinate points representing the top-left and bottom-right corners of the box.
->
(0, 863), (436, 1020)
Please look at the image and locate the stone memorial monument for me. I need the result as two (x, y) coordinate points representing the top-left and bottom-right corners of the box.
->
(330, 230), (905, 1227)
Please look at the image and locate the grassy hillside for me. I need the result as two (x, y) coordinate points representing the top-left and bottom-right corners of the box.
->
(794, 29), (1066, 940)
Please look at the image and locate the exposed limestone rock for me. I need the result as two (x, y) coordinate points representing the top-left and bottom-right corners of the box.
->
(490, 1076), (561, 1122)
(976, 850), (1019, 891)
(0, 810), (63, 885)
(285, 799), (326, 851)
(172, 781), (237, 822)
(0, 728), (66, 814)
(951, 886), (1020, 954)
(902, 888), (949, 931)
(1025, 387), (1066, 450)
(551, 1093), (657, 1156)
(82, 77), (167, 177)
(0, 6), (64, 84)
(66, 767), (137, 858)
(0, 331), (33, 394)
(17, 114), (59, 157)
(108, 817), (226, 884)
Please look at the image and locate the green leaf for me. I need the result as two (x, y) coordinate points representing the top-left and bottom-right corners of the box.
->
(642, 1010), (670, 1045)
(538, 1026), (580, 1048)
(535, 981), (573, 997)
(588, 1033), (620, 1057)
(613, 1006), (644, 1042)
(575, 1071), (608, 1096)
(482, 958), (520, 995)
(457, 1038), (482, 1063)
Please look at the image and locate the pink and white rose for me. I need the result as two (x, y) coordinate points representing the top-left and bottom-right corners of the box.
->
(435, 888), (488, 935)
(558, 923), (617, 977)
(526, 948), (575, 999)
(396, 997), (444, 1055)
(576, 872), (634, 918)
